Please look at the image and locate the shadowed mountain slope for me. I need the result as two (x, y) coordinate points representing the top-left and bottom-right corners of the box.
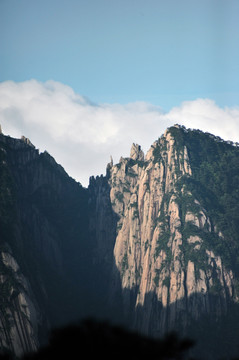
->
(1, 125), (239, 359)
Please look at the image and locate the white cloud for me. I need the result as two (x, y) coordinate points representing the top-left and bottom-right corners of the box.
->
(0, 80), (239, 186)
(0, 80), (169, 186)
(163, 99), (239, 143)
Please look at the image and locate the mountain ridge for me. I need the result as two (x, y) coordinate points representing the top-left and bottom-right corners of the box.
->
(89, 124), (239, 358)
(1, 125), (239, 359)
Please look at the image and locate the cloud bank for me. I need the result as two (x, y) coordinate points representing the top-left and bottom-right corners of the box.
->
(0, 80), (239, 186)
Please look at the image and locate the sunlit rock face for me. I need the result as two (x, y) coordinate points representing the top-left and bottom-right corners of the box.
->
(91, 125), (239, 339)
(1, 124), (239, 360)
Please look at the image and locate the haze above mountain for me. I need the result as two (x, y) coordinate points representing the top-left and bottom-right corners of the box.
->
(1, 80), (239, 186)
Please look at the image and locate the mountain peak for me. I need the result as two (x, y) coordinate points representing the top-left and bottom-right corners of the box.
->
(1, 126), (239, 359)
(21, 135), (35, 148)
(130, 143), (144, 161)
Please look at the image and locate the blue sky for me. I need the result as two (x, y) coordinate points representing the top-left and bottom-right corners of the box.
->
(1, 0), (239, 185)
(1, 0), (239, 110)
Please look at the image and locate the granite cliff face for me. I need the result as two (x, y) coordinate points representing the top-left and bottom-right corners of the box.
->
(0, 133), (93, 356)
(0, 248), (38, 355)
(89, 125), (239, 356)
(1, 125), (239, 358)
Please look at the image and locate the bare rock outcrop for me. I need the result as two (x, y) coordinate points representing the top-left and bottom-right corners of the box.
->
(0, 250), (39, 356)
(98, 125), (238, 337)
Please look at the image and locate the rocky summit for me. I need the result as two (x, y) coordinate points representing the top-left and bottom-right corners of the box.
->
(1, 125), (239, 359)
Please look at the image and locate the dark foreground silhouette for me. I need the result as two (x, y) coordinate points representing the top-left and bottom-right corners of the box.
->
(0, 318), (196, 360)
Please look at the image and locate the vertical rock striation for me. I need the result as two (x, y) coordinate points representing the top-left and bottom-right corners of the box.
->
(0, 249), (38, 356)
(1, 124), (239, 359)
(97, 125), (239, 338)
(0, 132), (91, 356)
